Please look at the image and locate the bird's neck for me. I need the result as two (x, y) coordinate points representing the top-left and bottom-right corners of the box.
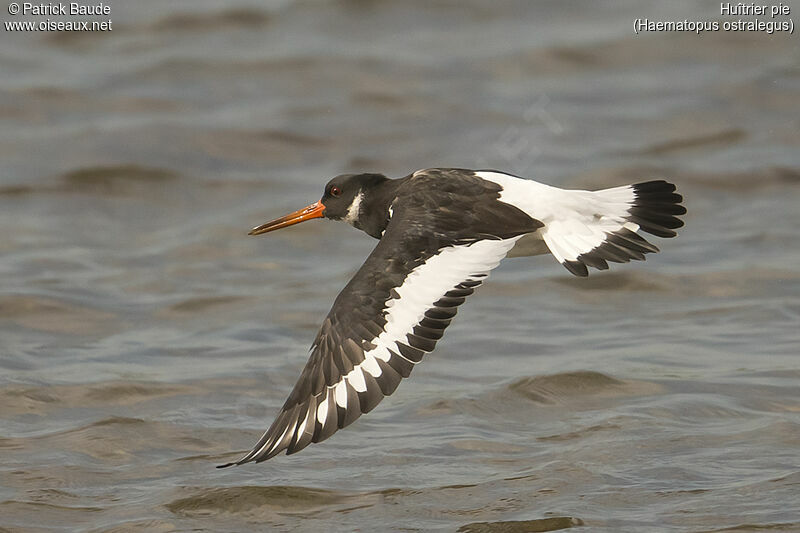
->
(353, 177), (402, 239)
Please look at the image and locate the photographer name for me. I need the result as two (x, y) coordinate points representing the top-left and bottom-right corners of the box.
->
(22, 2), (110, 16)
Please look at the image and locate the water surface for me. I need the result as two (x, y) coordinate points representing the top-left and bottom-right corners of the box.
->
(1, 1), (799, 531)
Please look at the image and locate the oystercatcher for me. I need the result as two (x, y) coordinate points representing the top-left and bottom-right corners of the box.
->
(219, 168), (684, 467)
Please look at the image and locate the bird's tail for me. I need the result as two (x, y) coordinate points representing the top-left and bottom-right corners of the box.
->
(530, 180), (686, 276)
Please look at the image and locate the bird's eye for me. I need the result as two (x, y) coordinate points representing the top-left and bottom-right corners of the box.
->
(330, 186), (342, 197)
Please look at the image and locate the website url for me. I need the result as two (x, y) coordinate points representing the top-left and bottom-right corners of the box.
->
(4, 19), (112, 31)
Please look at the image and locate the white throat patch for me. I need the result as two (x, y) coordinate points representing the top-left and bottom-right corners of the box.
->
(344, 190), (364, 225)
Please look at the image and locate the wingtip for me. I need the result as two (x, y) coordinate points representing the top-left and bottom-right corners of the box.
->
(563, 260), (589, 277)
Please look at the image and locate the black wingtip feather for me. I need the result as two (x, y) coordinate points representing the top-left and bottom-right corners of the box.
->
(561, 180), (684, 276)
(608, 231), (659, 254)
(406, 333), (437, 353)
(629, 207), (684, 229)
(564, 260), (589, 277)
(580, 254), (609, 270)
(396, 341), (425, 363)
(358, 372), (384, 413)
(374, 358), (403, 396)
(633, 180), (675, 193)
(631, 181), (686, 234)
(386, 348), (415, 377)
(425, 307), (458, 320)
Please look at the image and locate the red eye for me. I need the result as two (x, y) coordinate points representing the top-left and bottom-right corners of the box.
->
(330, 186), (342, 197)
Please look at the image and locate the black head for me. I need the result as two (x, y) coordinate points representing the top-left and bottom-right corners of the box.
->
(248, 172), (392, 238)
(320, 173), (386, 222)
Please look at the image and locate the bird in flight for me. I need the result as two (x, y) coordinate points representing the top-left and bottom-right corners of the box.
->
(219, 168), (685, 467)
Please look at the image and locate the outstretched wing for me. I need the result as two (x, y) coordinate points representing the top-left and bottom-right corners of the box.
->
(220, 179), (541, 466)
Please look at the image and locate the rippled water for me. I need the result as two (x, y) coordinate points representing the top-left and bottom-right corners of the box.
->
(2, 1), (799, 531)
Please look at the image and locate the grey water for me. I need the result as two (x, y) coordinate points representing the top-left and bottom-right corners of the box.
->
(1, 1), (799, 531)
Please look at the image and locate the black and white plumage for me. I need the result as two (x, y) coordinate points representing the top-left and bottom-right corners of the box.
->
(219, 168), (684, 467)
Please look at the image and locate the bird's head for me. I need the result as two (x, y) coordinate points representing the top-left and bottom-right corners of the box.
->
(249, 173), (390, 238)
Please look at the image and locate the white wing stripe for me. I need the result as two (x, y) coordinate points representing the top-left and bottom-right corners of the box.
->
(334, 380), (348, 408)
(316, 397), (329, 424)
(346, 367), (367, 392)
(371, 344), (392, 362)
(361, 355), (382, 377)
(241, 237), (524, 465)
(317, 238), (521, 414)
(357, 238), (518, 369)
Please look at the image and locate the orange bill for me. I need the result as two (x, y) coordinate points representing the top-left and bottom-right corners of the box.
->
(248, 200), (325, 235)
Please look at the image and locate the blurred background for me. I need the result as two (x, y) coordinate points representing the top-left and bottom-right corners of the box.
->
(1, 1), (798, 531)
